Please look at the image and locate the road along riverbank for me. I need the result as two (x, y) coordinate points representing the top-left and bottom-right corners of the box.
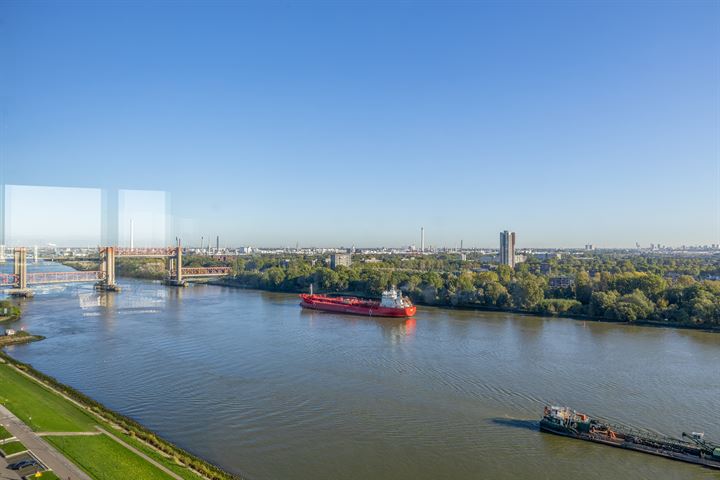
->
(0, 351), (241, 480)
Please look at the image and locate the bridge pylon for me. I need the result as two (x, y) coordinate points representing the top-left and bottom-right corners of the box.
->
(9, 247), (33, 297)
(164, 246), (187, 287)
(96, 247), (121, 292)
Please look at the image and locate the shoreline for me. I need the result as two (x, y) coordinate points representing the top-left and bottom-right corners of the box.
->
(1, 336), (240, 480)
(0, 331), (45, 348)
(58, 258), (720, 333)
(0, 349), (242, 480)
(209, 279), (720, 334)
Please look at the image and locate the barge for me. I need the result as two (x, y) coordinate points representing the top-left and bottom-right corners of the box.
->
(540, 406), (720, 470)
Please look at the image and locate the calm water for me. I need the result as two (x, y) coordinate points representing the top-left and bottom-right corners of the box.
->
(2, 265), (719, 479)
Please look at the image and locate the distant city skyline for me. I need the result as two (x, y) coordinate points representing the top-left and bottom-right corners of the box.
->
(1, 2), (718, 247)
(2, 183), (718, 250)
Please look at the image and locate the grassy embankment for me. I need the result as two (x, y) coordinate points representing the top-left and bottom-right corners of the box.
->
(48, 435), (171, 480)
(0, 355), (239, 480)
(1, 278), (239, 479)
(0, 300), (37, 348)
(0, 330), (45, 348)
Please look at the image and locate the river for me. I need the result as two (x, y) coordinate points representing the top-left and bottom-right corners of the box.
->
(2, 266), (719, 479)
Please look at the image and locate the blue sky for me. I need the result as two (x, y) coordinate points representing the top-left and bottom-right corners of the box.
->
(1, 1), (718, 248)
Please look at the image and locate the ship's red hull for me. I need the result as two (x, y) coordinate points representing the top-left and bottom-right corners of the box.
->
(299, 294), (416, 318)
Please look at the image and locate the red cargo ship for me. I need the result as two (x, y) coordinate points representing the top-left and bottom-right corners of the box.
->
(300, 287), (416, 318)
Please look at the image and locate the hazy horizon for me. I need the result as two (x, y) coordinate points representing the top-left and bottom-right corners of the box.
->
(1, 2), (718, 248)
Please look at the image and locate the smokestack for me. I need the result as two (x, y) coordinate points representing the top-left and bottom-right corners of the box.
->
(216, 235), (219, 253)
(34, 245), (39, 263)
(421, 227), (425, 253)
(130, 219), (134, 250)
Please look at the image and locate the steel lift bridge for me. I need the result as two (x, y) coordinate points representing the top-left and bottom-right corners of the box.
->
(0, 247), (231, 297)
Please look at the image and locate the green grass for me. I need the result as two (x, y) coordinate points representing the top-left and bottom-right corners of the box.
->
(0, 364), (96, 432)
(111, 430), (202, 480)
(47, 434), (174, 480)
(0, 440), (27, 456)
(0, 425), (12, 440)
(0, 362), (207, 479)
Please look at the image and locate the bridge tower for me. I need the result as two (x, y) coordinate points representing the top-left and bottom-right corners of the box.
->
(165, 246), (187, 287)
(96, 247), (121, 292)
(9, 247), (33, 297)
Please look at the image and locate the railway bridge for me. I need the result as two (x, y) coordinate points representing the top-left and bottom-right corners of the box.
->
(0, 247), (231, 297)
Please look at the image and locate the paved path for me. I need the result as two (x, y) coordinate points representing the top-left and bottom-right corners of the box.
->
(0, 405), (92, 480)
(37, 431), (103, 437)
(94, 426), (185, 480)
(0, 453), (22, 480)
(4, 363), (198, 480)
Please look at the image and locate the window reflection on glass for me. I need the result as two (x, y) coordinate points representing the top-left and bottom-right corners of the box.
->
(4, 185), (101, 246)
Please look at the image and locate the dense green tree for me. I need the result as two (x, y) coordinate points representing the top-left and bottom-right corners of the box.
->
(538, 299), (582, 315)
(422, 272), (444, 290)
(575, 271), (593, 304)
(479, 281), (509, 307)
(496, 265), (513, 286)
(457, 271), (475, 293)
(266, 267), (286, 287)
(589, 290), (620, 317)
(475, 271), (499, 286)
(510, 274), (545, 310)
(114, 250), (720, 327)
(611, 290), (654, 322)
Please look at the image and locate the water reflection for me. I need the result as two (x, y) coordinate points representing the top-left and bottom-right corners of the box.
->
(490, 417), (538, 431)
(378, 317), (416, 344)
(301, 309), (417, 344)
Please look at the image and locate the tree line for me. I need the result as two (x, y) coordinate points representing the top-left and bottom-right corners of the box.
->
(203, 252), (720, 327)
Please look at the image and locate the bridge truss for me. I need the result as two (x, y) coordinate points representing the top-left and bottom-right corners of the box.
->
(1, 246), (232, 296)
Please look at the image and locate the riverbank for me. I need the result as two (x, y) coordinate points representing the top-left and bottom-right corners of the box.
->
(53, 260), (720, 332)
(211, 278), (720, 333)
(0, 349), (241, 480)
(0, 330), (45, 347)
(424, 301), (720, 333)
(0, 285), (241, 479)
(59, 252), (720, 330)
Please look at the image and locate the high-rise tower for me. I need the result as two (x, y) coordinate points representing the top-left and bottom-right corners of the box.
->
(499, 230), (516, 268)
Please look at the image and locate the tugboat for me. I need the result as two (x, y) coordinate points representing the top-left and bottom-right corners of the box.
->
(540, 406), (720, 470)
(299, 286), (416, 318)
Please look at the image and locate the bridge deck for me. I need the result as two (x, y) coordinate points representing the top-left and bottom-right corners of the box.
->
(0, 271), (105, 287)
(180, 267), (232, 277)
